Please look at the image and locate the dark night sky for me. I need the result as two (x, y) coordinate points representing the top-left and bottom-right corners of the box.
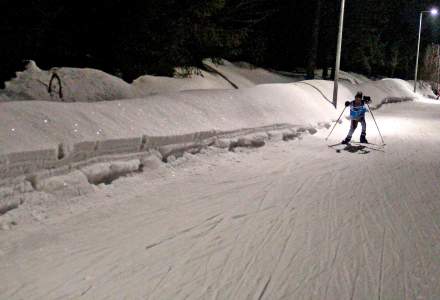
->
(1, 0), (440, 83)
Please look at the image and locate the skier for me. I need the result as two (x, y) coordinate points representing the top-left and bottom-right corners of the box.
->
(342, 91), (372, 144)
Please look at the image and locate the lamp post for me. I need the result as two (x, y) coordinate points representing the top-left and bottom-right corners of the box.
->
(332, 0), (346, 109)
(437, 44), (440, 97)
(414, 8), (438, 93)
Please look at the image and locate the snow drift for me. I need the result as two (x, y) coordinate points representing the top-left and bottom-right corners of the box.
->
(203, 59), (300, 88)
(0, 61), (237, 102)
(0, 59), (300, 103)
(0, 61), (139, 102)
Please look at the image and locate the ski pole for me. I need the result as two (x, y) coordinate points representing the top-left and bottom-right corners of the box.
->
(366, 103), (385, 145)
(325, 106), (347, 141)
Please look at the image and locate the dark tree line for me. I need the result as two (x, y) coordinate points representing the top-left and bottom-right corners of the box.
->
(0, 0), (439, 85)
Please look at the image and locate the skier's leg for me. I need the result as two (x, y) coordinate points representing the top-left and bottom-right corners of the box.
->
(360, 118), (368, 143)
(344, 120), (358, 142)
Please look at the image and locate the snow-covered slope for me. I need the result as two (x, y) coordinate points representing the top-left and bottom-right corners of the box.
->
(2, 59), (430, 105)
(0, 60), (299, 102)
(0, 83), (338, 185)
(407, 80), (437, 99)
(0, 62), (237, 102)
(339, 70), (372, 84)
(0, 76), (420, 191)
(203, 59), (299, 88)
(0, 61), (139, 102)
(132, 70), (234, 94)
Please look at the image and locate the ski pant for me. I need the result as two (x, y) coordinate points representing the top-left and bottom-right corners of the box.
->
(346, 117), (366, 140)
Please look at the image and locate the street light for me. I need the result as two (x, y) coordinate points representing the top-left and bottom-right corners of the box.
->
(332, 0), (346, 109)
(414, 8), (438, 93)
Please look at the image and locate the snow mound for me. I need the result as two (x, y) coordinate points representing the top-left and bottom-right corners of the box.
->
(203, 59), (299, 88)
(1, 59), (395, 104)
(132, 70), (234, 94)
(339, 71), (372, 84)
(0, 60), (302, 102)
(0, 61), (235, 102)
(80, 159), (141, 185)
(0, 61), (138, 102)
(406, 80), (436, 99)
(357, 78), (415, 108)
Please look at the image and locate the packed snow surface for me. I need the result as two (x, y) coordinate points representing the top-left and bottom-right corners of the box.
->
(1, 99), (440, 299)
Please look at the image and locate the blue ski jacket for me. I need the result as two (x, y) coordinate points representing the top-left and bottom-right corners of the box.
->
(345, 100), (370, 120)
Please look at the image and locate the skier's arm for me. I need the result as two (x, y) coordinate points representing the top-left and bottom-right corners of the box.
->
(345, 101), (351, 107)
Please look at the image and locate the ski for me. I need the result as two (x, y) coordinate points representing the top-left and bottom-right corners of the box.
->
(351, 141), (386, 148)
(328, 142), (345, 147)
(328, 142), (385, 153)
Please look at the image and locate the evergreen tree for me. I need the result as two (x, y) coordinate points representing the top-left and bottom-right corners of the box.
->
(306, 0), (323, 79)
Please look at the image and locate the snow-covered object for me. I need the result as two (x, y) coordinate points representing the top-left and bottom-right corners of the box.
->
(339, 70), (371, 84)
(0, 61), (139, 102)
(294, 78), (415, 109)
(203, 59), (299, 88)
(0, 60), (298, 102)
(354, 78), (415, 106)
(407, 80), (437, 99)
(132, 70), (234, 94)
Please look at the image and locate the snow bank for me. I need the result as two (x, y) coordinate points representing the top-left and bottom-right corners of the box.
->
(406, 80), (436, 99)
(132, 70), (233, 94)
(0, 60), (300, 102)
(0, 61), (236, 102)
(291, 78), (415, 110)
(34, 170), (94, 197)
(203, 59), (299, 88)
(1, 59), (429, 106)
(0, 61), (138, 102)
(355, 78), (415, 107)
(0, 78), (415, 176)
(339, 71), (372, 84)
(0, 65), (425, 215)
(1, 82), (342, 196)
(80, 159), (141, 185)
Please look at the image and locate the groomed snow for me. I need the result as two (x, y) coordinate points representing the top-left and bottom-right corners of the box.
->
(1, 98), (440, 299)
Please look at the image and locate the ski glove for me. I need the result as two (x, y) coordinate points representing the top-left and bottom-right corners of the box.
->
(345, 101), (350, 107)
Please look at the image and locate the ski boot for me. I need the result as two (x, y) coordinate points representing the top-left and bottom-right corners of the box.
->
(360, 135), (368, 144)
(341, 138), (351, 145)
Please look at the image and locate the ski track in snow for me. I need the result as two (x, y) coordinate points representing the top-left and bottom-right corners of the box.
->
(1, 102), (440, 299)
